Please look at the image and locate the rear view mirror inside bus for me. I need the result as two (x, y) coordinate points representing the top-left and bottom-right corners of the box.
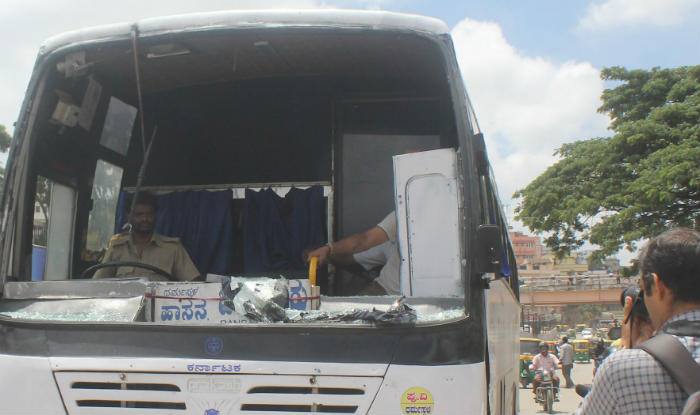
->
(475, 224), (503, 275)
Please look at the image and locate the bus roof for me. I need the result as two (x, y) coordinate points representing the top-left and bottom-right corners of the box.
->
(39, 9), (450, 57)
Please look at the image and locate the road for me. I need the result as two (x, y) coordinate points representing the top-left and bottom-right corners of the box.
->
(519, 361), (594, 414)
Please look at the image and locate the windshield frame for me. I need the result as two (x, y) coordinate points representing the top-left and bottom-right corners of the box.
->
(0, 14), (501, 332)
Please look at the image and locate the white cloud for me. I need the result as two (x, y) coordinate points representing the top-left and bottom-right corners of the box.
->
(451, 18), (610, 207)
(578, 0), (699, 31)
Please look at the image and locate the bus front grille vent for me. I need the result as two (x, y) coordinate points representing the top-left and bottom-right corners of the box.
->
(55, 373), (187, 413)
(54, 372), (382, 414)
(240, 385), (365, 413)
(72, 382), (185, 409)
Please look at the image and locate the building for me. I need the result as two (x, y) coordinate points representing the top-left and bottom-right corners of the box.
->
(509, 231), (544, 268)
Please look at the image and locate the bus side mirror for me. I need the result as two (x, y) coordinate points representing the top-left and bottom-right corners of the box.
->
(475, 225), (503, 275)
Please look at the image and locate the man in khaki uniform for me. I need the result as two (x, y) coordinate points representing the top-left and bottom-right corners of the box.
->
(93, 192), (199, 281)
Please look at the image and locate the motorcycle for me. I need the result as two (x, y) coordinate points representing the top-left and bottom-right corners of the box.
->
(534, 369), (558, 414)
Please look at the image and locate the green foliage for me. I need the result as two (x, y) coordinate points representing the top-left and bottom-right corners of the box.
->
(587, 255), (605, 271)
(514, 66), (700, 259)
(620, 261), (639, 279)
(0, 125), (11, 153)
(562, 304), (604, 327)
(0, 124), (10, 191)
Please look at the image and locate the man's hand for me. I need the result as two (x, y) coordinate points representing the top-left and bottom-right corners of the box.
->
(302, 224), (390, 266)
(304, 245), (331, 264)
(621, 296), (633, 349)
(621, 295), (654, 348)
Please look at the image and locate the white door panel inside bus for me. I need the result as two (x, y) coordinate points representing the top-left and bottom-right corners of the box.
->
(44, 182), (76, 280)
(393, 148), (462, 297)
(31, 177), (77, 281)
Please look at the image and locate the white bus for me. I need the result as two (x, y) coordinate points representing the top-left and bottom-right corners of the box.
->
(0, 10), (520, 414)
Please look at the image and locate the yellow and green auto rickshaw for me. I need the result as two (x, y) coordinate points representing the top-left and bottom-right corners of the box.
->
(573, 339), (590, 363)
(520, 338), (542, 388)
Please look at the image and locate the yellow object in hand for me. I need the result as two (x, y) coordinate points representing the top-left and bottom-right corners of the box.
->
(309, 256), (318, 286)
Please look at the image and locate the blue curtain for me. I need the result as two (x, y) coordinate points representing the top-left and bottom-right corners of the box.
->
(115, 190), (233, 275)
(243, 186), (326, 273)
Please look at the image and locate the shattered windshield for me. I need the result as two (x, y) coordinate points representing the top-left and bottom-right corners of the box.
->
(0, 278), (466, 325)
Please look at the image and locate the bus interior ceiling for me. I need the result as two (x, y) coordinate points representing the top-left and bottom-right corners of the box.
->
(29, 28), (458, 287)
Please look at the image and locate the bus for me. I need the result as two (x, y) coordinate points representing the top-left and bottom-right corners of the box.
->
(0, 10), (520, 414)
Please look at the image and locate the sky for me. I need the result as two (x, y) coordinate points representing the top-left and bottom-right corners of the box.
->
(1, 0), (698, 261)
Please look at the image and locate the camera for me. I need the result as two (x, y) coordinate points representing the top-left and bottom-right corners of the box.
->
(620, 285), (649, 322)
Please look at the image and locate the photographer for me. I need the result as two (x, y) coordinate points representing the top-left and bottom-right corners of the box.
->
(576, 284), (655, 397)
(574, 227), (700, 415)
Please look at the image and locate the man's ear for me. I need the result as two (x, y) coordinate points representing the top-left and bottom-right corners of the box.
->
(652, 273), (670, 300)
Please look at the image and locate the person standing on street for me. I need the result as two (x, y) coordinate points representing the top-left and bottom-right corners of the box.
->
(574, 227), (700, 414)
(559, 336), (574, 388)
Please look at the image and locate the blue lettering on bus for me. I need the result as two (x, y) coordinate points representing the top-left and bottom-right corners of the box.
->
(405, 406), (432, 414)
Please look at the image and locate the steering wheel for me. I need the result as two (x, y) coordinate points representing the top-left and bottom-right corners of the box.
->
(81, 261), (176, 281)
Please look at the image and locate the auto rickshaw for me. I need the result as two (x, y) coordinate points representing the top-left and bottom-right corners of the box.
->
(573, 339), (590, 363)
(520, 337), (542, 388)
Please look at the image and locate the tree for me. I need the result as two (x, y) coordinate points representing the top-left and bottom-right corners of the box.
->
(0, 124), (11, 191)
(514, 66), (700, 261)
(562, 304), (603, 327)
